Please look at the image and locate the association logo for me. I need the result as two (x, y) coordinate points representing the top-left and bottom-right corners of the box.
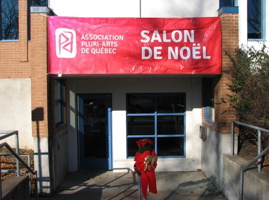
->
(55, 28), (77, 58)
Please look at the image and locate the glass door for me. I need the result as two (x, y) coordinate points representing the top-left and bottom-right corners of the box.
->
(78, 93), (112, 170)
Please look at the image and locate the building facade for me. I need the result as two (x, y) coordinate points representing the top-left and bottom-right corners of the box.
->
(0, 0), (267, 195)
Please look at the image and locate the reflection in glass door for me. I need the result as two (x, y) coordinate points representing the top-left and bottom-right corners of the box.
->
(78, 94), (112, 170)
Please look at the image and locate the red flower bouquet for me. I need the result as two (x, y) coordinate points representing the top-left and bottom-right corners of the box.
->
(134, 139), (158, 198)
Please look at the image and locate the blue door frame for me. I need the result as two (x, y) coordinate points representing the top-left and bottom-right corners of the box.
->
(77, 93), (112, 170)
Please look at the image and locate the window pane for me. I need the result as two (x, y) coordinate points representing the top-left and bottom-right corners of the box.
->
(127, 94), (155, 113)
(127, 137), (155, 157)
(203, 78), (215, 123)
(158, 116), (184, 135)
(157, 137), (184, 156)
(84, 98), (107, 158)
(248, 0), (262, 39)
(29, 0), (48, 6)
(157, 94), (185, 113)
(127, 116), (154, 135)
(1, 0), (18, 40)
(55, 80), (64, 124)
(219, 0), (234, 8)
(127, 93), (186, 157)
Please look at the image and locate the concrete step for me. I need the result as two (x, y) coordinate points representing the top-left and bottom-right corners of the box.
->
(2, 175), (30, 200)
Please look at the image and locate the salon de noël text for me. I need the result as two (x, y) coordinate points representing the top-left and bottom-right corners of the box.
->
(141, 30), (211, 60)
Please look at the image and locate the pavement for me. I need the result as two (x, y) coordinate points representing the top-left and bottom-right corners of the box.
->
(36, 170), (227, 200)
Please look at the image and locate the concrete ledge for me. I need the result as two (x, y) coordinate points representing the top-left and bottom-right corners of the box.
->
(222, 154), (269, 200)
(218, 6), (239, 15)
(2, 176), (30, 200)
(30, 6), (54, 15)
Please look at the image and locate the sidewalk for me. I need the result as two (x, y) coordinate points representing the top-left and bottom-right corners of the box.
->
(37, 170), (227, 200)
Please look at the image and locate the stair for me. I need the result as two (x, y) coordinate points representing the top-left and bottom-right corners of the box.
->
(2, 175), (30, 200)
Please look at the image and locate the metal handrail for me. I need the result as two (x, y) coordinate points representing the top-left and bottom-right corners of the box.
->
(1, 154), (31, 174)
(0, 142), (35, 176)
(239, 146), (269, 200)
(231, 120), (269, 172)
(231, 121), (269, 200)
(0, 142), (37, 200)
(0, 131), (20, 176)
(0, 131), (37, 199)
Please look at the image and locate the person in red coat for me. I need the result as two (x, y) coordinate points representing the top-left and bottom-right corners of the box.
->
(134, 139), (158, 199)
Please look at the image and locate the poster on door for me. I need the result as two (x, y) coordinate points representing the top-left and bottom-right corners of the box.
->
(48, 17), (222, 75)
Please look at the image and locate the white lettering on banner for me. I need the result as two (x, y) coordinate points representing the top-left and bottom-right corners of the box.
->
(140, 30), (211, 60)
(81, 34), (124, 41)
(80, 34), (123, 54)
(102, 41), (118, 47)
(140, 30), (194, 43)
(167, 44), (211, 60)
(81, 41), (100, 47)
(91, 48), (117, 54)
(78, 30), (211, 59)
(142, 47), (163, 59)
(81, 48), (90, 53)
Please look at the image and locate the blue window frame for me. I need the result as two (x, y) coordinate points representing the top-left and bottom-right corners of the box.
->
(0, 0), (18, 40)
(126, 93), (186, 158)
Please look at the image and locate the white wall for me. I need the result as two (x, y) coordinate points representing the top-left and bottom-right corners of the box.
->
(67, 76), (202, 172)
(0, 79), (33, 149)
(201, 126), (236, 190)
(49, 0), (219, 18)
(142, 0), (218, 18)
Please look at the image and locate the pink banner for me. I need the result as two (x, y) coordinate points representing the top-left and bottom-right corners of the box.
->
(48, 17), (222, 75)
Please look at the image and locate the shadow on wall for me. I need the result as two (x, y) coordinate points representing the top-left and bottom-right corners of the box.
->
(32, 107), (50, 194)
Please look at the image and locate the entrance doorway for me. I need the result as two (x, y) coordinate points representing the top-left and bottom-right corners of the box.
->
(78, 93), (112, 170)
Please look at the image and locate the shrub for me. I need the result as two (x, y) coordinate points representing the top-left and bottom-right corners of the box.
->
(227, 45), (269, 148)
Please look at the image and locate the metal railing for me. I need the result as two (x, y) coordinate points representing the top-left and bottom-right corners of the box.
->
(239, 146), (269, 200)
(1, 154), (31, 174)
(0, 131), (20, 176)
(231, 121), (269, 200)
(231, 121), (269, 171)
(0, 131), (37, 200)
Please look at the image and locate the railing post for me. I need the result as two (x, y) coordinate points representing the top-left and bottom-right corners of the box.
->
(138, 175), (141, 200)
(231, 121), (237, 156)
(239, 170), (244, 200)
(15, 131), (20, 177)
(231, 121), (235, 155)
(0, 162), (2, 200)
(258, 130), (261, 172)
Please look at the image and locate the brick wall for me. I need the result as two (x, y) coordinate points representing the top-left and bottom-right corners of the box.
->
(0, 0), (49, 137)
(0, 0), (31, 77)
(30, 11), (49, 137)
(202, 13), (239, 134)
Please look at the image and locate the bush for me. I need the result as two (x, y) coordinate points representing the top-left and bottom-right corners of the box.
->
(227, 45), (269, 148)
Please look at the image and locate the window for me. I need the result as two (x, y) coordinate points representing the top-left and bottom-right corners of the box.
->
(29, 0), (48, 6)
(127, 93), (186, 158)
(0, 0), (48, 40)
(55, 80), (65, 125)
(203, 78), (215, 124)
(0, 0), (18, 40)
(248, 0), (262, 39)
(28, 1), (48, 40)
(219, 0), (235, 8)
